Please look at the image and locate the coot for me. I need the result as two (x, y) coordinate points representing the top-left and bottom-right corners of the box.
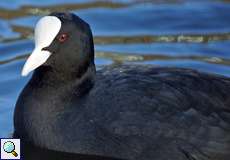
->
(14, 12), (230, 160)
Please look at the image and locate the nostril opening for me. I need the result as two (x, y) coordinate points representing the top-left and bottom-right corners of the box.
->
(42, 47), (49, 51)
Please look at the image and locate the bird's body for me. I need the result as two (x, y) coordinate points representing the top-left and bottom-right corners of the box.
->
(14, 65), (230, 160)
(13, 13), (230, 160)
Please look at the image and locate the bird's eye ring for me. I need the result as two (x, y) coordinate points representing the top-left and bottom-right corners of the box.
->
(57, 33), (68, 43)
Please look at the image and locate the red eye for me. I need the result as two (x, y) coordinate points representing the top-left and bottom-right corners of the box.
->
(57, 33), (68, 43)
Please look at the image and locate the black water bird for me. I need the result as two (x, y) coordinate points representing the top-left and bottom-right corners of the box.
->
(14, 12), (230, 160)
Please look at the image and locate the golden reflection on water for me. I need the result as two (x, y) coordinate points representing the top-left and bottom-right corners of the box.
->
(6, 25), (230, 44)
(1, 51), (229, 67)
(0, 1), (128, 19)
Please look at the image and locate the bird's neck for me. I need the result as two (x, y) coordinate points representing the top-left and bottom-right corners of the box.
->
(14, 63), (96, 144)
(30, 62), (96, 95)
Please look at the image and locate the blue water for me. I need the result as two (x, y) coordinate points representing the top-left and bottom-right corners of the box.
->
(0, 0), (230, 137)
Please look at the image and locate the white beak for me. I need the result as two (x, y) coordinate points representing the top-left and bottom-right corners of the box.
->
(21, 16), (61, 76)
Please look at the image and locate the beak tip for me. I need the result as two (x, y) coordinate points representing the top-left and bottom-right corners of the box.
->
(21, 66), (29, 77)
(21, 71), (28, 77)
(21, 73), (28, 77)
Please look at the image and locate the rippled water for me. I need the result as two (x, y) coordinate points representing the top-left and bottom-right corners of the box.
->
(0, 0), (230, 139)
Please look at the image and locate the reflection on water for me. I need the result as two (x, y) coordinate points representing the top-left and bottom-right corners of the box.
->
(0, 0), (230, 159)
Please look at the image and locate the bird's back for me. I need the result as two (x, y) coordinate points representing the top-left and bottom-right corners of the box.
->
(63, 65), (230, 160)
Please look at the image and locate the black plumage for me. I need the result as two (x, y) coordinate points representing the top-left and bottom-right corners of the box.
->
(14, 12), (230, 160)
